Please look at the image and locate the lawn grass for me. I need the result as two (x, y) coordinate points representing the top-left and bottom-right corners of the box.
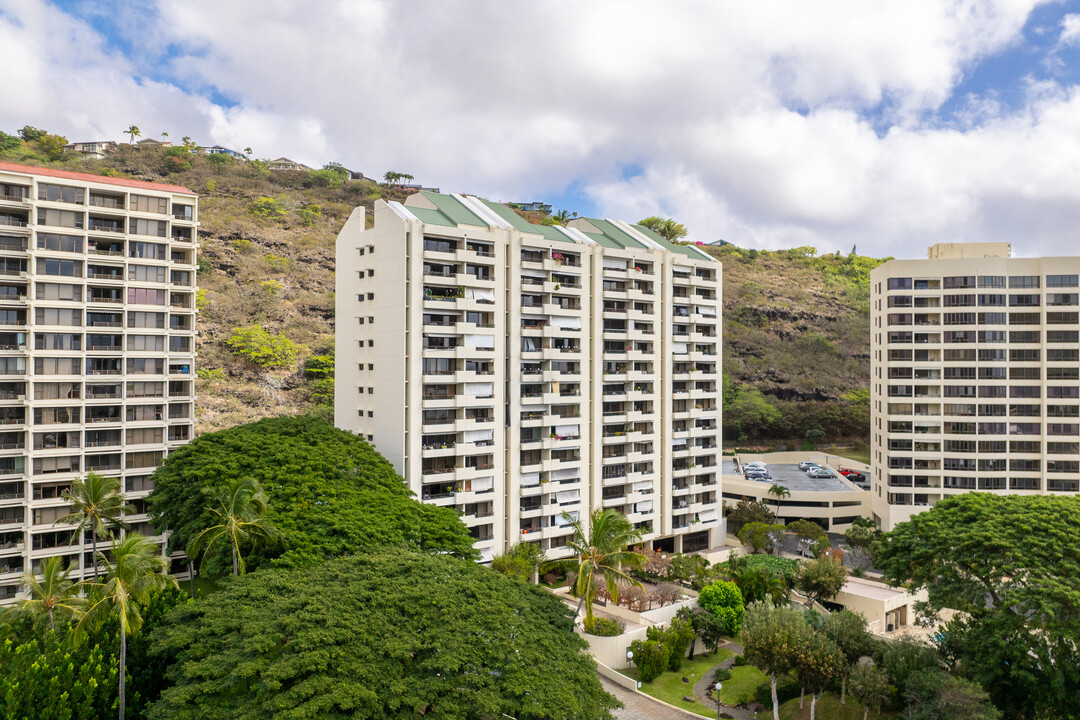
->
(716, 665), (768, 706)
(818, 443), (871, 466)
(620, 649), (734, 717)
(778, 691), (896, 720)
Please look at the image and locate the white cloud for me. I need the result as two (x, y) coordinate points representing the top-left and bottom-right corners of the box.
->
(1, 0), (1078, 258)
(1059, 13), (1080, 46)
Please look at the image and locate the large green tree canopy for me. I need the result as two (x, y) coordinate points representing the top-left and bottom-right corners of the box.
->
(876, 493), (1080, 719)
(150, 552), (618, 720)
(147, 416), (475, 570)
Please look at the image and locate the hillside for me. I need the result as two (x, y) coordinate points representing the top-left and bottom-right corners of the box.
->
(0, 133), (881, 443)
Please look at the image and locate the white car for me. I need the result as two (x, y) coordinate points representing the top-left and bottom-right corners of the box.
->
(807, 467), (835, 478)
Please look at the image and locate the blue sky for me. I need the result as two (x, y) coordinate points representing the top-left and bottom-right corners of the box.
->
(2, 0), (1080, 257)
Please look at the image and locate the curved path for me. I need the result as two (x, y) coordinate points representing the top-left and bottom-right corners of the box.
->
(690, 641), (754, 720)
(601, 639), (755, 720)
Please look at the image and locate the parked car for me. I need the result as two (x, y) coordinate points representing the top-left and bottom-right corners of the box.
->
(797, 461), (817, 471)
(745, 462), (767, 470)
(800, 462), (823, 472)
(745, 470), (771, 481)
(838, 467), (864, 478)
(807, 467), (835, 478)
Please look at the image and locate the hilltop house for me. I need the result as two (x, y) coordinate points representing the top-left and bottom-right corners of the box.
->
(62, 141), (118, 159)
(200, 145), (247, 160)
(136, 138), (173, 148)
(267, 157), (312, 171)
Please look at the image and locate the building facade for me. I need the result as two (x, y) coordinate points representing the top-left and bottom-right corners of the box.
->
(0, 163), (197, 601)
(870, 242), (1080, 530)
(335, 192), (723, 561)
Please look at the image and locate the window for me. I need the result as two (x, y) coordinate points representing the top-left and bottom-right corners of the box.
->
(126, 450), (164, 469)
(127, 288), (166, 306)
(37, 184), (84, 204)
(126, 427), (163, 445)
(35, 283), (81, 302)
(37, 233), (82, 253)
(34, 333), (80, 351)
(978, 276), (1006, 288)
(1009, 276), (1040, 289)
(127, 335), (165, 351)
(129, 265), (166, 282)
(129, 220), (166, 239)
(34, 382), (79, 400)
(126, 381), (164, 398)
(943, 276), (975, 289)
(1047, 330), (1079, 343)
(35, 258), (82, 277)
(1047, 293), (1079, 306)
(129, 242), (166, 259)
(1047, 275), (1079, 287)
(127, 358), (164, 375)
(129, 195), (168, 214)
(37, 209), (83, 229)
(127, 311), (165, 329)
(34, 308), (81, 327)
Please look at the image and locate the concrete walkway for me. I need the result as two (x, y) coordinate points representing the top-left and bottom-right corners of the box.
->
(600, 676), (706, 720)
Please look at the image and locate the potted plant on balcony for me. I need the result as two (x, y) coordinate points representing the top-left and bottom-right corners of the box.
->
(552, 251), (565, 265)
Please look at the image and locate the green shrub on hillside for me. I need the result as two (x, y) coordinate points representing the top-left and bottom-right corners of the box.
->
(296, 203), (322, 226)
(224, 325), (304, 368)
(249, 195), (286, 220)
(207, 152), (233, 167)
(303, 353), (334, 405)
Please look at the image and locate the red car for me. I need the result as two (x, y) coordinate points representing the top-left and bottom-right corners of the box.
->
(838, 467), (864, 478)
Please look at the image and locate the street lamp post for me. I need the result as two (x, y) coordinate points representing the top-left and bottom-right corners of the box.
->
(627, 650), (637, 688)
(714, 681), (723, 720)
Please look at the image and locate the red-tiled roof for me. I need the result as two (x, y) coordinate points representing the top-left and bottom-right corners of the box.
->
(0, 162), (195, 195)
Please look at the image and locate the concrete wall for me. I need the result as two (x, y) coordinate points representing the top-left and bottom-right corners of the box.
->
(578, 625), (649, 669)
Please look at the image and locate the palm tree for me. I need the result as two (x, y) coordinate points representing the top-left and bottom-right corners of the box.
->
(57, 472), (129, 580)
(638, 216), (689, 242)
(547, 509), (645, 626)
(15, 556), (84, 630)
(161, 131), (168, 139)
(244, 147), (253, 156)
(730, 564), (790, 606)
(767, 484), (790, 513)
(187, 478), (280, 576)
(552, 209), (578, 225)
(77, 534), (176, 720)
(124, 125), (141, 144)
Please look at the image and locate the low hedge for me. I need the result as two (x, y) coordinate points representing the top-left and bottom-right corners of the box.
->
(583, 617), (625, 637)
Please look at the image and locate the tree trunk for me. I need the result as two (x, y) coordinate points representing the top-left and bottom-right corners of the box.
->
(810, 691), (819, 720)
(91, 529), (99, 581)
(799, 685), (805, 709)
(188, 564), (195, 597)
(232, 540), (238, 577)
(687, 636), (697, 660)
(48, 607), (54, 631)
(862, 706), (869, 720)
(119, 626), (126, 720)
(841, 673), (847, 704)
(771, 675), (780, 720)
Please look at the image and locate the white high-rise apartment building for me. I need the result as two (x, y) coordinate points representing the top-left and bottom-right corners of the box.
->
(870, 242), (1080, 530)
(336, 192), (723, 560)
(0, 163), (197, 601)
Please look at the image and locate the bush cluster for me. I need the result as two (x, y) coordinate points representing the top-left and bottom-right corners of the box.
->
(583, 617), (625, 637)
(224, 325), (305, 368)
